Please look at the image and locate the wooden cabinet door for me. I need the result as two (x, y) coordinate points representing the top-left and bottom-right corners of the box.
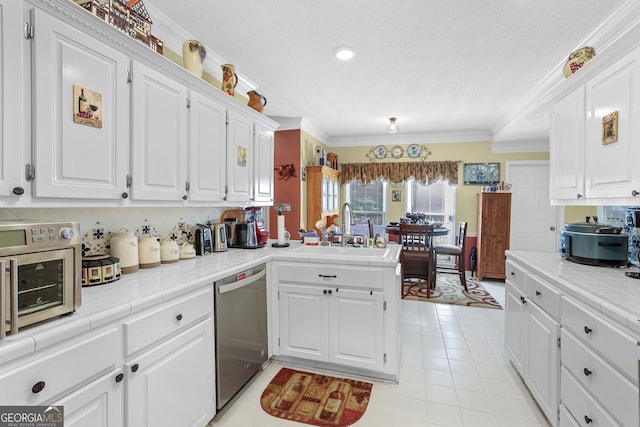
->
(525, 302), (560, 427)
(131, 61), (188, 201)
(32, 9), (129, 199)
(253, 122), (274, 202)
(505, 282), (526, 376)
(278, 284), (329, 362)
(126, 319), (215, 427)
(187, 90), (226, 202)
(329, 289), (384, 371)
(585, 47), (640, 200)
(549, 87), (585, 201)
(226, 109), (253, 202)
(0, 0), (25, 199)
(477, 192), (511, 279)
(55, 369), (124, 427)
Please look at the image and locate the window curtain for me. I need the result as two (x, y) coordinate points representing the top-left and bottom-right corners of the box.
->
(340, 161), (458, 185)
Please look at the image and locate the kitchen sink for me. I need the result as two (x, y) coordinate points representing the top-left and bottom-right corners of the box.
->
(290, 244), (392, 258)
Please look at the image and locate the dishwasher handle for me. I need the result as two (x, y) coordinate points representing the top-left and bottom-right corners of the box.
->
(217, 268), (266, 294)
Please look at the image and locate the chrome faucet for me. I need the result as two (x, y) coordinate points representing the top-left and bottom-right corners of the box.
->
(340, 202), (356, 246)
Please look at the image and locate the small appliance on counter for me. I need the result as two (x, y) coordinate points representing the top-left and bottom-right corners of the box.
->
(229, 207), (267, 249)
(559, 216), (628, 267)
(194, 223), (214, 255)
(211, 223), (228, 252)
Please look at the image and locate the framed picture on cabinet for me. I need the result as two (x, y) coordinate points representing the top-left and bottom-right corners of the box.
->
(602, 111), (618, 145)
(463, 163), (500, 185)
(73, 85), (103, 128)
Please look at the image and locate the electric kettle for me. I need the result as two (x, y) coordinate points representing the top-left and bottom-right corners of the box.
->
(212, 223), (228, 252)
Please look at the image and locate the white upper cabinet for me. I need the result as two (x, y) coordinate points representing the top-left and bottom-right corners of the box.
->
(187, 90), (227, 202)
(0, 0), (26, 199)
(31, 8), (130, 199)
(225, 109), (253, 203)
(130, 61), (188, 201)
(253, 122), (274, 203)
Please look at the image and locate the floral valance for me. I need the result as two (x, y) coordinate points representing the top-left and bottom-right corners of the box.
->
(340, 161), (458, 186)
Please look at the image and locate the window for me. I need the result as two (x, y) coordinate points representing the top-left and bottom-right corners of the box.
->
(406, 179), (456, 246)
(345, 180), (387, 236)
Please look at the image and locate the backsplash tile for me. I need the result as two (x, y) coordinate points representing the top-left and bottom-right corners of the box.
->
(0, 206), (225, 256)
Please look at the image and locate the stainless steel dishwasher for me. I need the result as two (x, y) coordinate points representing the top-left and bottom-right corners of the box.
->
(214, 263), (268, 410)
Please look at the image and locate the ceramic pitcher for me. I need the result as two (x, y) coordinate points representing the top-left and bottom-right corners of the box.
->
(247, 90), (267, 112)
(221, 63), (238, 96)
(182, 40), (206, 78)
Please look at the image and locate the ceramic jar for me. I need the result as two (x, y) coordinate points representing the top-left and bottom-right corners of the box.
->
(109, 228), (139, 274)
(138, 236), (161, 269)
(182, 40), (206, 78)
(221, 63), (238, 96)
(179, 242), (196, 259)
(160, 239), (180, 264)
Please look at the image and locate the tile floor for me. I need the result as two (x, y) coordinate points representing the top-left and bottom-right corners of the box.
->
(208, 280), (551, 427)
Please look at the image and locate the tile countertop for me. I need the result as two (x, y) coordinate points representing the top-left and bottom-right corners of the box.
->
(507, 250), (640, 338)
(0, 241), (401, 365)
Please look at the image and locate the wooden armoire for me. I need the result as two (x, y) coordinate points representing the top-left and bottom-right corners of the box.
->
(476, 192), (512, 280)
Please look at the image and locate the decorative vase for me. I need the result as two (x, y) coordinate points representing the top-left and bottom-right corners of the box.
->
(221, 63), (238, 96)
(563, 46), (595, 78)
(247, 90), (267, 112)
(182, 40), (206, 78)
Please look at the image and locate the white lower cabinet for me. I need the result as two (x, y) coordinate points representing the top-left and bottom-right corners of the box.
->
(126, 318), (215, 427)
(55, 368), (125, 427)
(504, 281), (526, 375)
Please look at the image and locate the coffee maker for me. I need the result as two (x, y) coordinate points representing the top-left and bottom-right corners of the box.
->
(245, 207), (269, 246)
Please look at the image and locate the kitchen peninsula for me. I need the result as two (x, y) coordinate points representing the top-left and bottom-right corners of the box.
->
(0, 243), (401, 427)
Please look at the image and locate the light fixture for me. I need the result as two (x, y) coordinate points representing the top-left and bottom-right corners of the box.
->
(334, 46), (356, 61)
(387, 117), (399, 134)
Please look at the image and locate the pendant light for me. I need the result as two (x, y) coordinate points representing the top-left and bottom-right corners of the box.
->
(387, 117), (399, 134)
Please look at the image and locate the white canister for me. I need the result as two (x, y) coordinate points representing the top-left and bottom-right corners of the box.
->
(138, 236), (161, 269)
(160, 239), (180, 264)
(179, 242), (196, 259)
(109, 228), (139, 274)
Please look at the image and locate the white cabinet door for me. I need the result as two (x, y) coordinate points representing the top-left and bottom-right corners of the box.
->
(32, 9), (129, 199)
(329, 289), (384, 371)
(525, 302), (560, 427)
(226, 109), (253, 202)
(131, 61), (188, 201)
(505, 282), (526, 376)
(126, 318), (215, 427)
(187, 91), (226, 202)
(0, 0), (25, 198)
(55, 369), (124, 427)
(279, 284), (329, 362)
(253, 122), (274, 203)
(549, 87), (585, 201)
(585, 47), (640, 199)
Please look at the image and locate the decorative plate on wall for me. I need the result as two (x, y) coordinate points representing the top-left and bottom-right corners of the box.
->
(374, 145), (387, 158)
(407, 144), (422, 158)
(391, 146), (404, 159)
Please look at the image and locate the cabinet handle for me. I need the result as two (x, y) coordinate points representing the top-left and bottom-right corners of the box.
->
(583, 367), (592, 376)
(577, 193), (583, 199)
(584, 415), (593, 424)
(510, 271), (515, 276)
(12, 187), (24, 196)
(520, 296), (527, 304)
(535, 290), (541, 296)
(131, 363), (139, 373)
(115, 373), (124, 383)
(318, 274), (337, 278)
(31, 381), (45, 394)
(328, 289), (332, 295)
(176, 314), (183, 321)
(584, 326), (592, 334)
(632, 190), (639, 197)
(323, 290), (327, 295)
(121, 192), (128, 199)
(182, 195), (188, 200)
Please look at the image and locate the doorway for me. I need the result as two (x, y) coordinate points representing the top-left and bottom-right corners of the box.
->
(506, 161), (562, 252)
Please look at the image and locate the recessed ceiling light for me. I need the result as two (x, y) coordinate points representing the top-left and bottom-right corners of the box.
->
(334, 46), (356, 61)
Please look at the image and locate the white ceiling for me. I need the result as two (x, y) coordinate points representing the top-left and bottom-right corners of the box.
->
(147, 0), (622, 146)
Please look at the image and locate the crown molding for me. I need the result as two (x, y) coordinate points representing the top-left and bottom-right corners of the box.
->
(328, 130), (491, 148)
(491, 137), (549, 154)
(268, 116), (331, 144)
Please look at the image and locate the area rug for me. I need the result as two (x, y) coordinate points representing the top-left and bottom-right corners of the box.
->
(260, 367), (372, 427)
(402, 274), (502, 309)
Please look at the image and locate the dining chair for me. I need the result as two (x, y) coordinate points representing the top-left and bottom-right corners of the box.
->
(432, 221), (468, 291)
(399, 224), (435, 297)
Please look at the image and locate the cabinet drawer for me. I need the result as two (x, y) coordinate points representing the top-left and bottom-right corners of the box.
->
(561, 329), (638, 427)
(525, 273), (561, 319)
(561, 367), (621, 427)
(0, 327), (121, 404)
(561, 296), (637, 381)
(505, 260), (526, 293)
(277, 263), (384, 289)
(124, 286), (213, 356)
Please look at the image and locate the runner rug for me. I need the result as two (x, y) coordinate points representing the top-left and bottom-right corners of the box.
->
(403, 274), (503, 309)
(260, 367), (372, 427)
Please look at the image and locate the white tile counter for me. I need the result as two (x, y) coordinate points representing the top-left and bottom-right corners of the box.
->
(507, 250), (640, 337)
(0, 241), (400, 365)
